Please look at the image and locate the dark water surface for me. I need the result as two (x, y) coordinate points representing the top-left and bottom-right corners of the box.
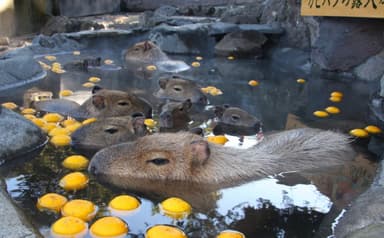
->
(0, 43), (381, 238)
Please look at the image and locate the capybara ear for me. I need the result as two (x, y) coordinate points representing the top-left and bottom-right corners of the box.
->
(158, 78), (169, 89)
(132, 116), (147, 136)
(92, 95), (105, 109)
(182, 99), (192, 110)
(143, 41), (153, 51)
(190, 140), (210, 166)
(214, 105), (225, 118)
(92, 85), (103, 94)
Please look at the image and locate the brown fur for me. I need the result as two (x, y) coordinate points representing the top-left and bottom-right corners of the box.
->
(159, 99), (192, 131)
(154, 75), (207, 105)
(71, 116), (146, 151)
(89, 128), (354, 187)
(124, 41), (168, 65)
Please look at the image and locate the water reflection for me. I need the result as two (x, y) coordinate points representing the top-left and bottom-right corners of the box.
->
(0, 43), (381, 237)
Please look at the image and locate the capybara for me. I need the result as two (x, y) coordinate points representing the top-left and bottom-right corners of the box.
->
(23, 87), (53, 108)
(213, 105), (262, 136)
(34, 86), (152, 120)
(159, 99), (192, 131)
(124, 41), (168, 66)
(154, 75), (207, 105)
(71, 115), (147, 151)
(89, 128), (354, 188)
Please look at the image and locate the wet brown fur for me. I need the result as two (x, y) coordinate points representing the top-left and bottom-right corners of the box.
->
(124, 40), (168, 65)
(90, 128), (354, 187)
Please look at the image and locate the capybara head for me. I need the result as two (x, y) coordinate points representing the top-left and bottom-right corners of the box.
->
(71, 115), (146, 151)
(213, 105), (261, 136)
(80, 86), (153, 119)
(124, 40), (168, 65)
(154, 75), (207, 105)
(89, 132), (211, 181)
(159, 99), (192, 129)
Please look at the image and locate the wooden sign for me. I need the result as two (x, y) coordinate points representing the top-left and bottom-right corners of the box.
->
(301, 0), (384, 18)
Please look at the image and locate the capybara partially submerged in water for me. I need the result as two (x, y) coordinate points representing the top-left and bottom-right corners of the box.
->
(159, 99), (192, 131)
(89, 128), (354, 187)
(213, 105), (262, 136)
(154, 75), (207, 105)
(71, 115), (147, 151)
(35, 86), (152, 120)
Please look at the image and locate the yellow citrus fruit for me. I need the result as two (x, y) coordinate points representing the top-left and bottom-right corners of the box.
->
(160, 197), (192, 217)
(51, 216), (87, 237)
(248, 80), (259, 86)
(41, 123), (58, 133)
(49, 127), (70, 136)
(37, 193), (68, 213)
(38, 61), (51, 70)
(73, 51), (81, 55)
(330, 91), (343, 98)
(65, 122), (82, 133)
(313, 110), (329, 118)
(82, 117), (97, 125)
(296, 78), (306, 84)
(104, 59), (114, 64)
(109, 195), (140, 211)
(364, 125), (382, 134)
(24, 114), (36, 120)
(88, 76), (101, 83)
(195, 56), (203, 61)
(90, 216), (128, 237)
(50, 135), (72, 147)
(217, 230), (245, 238)
(21, 108), (36, 114)
(144, 118), (157, 128)
(2, 102), (18, 110)
(62, 155), (89, 170)
(329, 96), (342, 103)
(59, 90), (73, 97)
(31, 118), (47, 128)
(191, 61), (201, 67)
(61, 118), (78, 127)
(210, 88), (223, 96)
(44, 55), (57, 61)
(207, 135), (228, 145)
(59, 172), (89, 191)
(146, 225), (187, 238)
(82, 82), (95, 88)
(227, 56), (235, 60)
(51, 67), (66, 74)
(61, 199), (96, 221)
(43, 113), (64, 123)
(349, 129), (369, 138)
(146, 65), (157, 71)
(325, 106), (340, 114)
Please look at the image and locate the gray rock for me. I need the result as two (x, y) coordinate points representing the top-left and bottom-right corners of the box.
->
(219, 3), (263, 24)
(334, 160), (384, 238)
(57, 0), (120, 17)
(0, 108), (46, 163)
(0, 180), (41, 237)
(380, 75), (384, 98)
(353, 50), (384, 81)
(215, 30), (267, 57)
(31, 34), (83, 53)
(40, 16), (104, 36)
(149, 23), (216, 54)
(311, 18), (384, 71)
(0, 54), (45, 90)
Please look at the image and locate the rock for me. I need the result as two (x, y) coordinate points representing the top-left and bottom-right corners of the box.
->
(40, 16), (104, 36)
(353, 50), (384, 81)
(31, 34), (83, 53)
(0, 37), (9, 46)
(149, 23), (216, 55)
(0, 108), (46, 163)
(311, 18), (384, 71)
(56, 0), (121, 17)
(0, 54), (45, 90)
(380, 76), (384, 97)
(219, 3), (263, 24)
(215, 30), (267, 57)
(334, 160), (384, 238)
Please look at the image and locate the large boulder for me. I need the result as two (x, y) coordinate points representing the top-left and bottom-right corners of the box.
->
(214, 30), (267, 57)
(40, 16), (104, 36)
(311, 18), (384, 72)
(0, 108), (46, 163)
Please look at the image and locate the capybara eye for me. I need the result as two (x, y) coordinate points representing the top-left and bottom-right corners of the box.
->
(178, 107), (184, 111)
(173, 86), (182, 92)
(104, 127), (119, 134)
(134, 47), (140, 51)
(231, 114), (240, 121)
(117, 101), (130, 106)
(147, 158), (170, 166)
